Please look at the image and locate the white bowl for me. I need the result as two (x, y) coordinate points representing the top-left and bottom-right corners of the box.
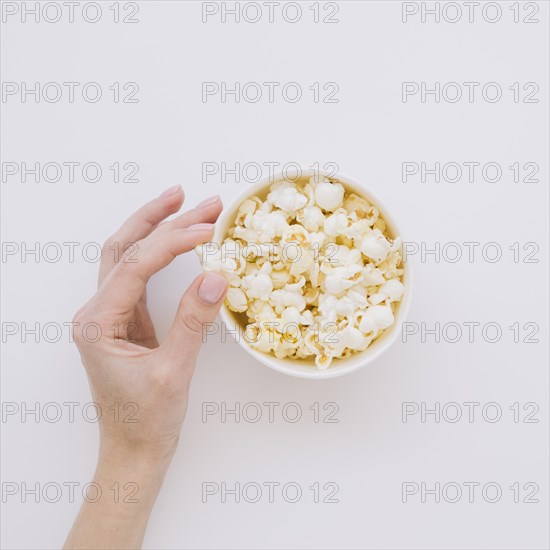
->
(213, 170), (412, 379)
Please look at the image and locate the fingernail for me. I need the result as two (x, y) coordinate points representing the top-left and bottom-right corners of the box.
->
(195, 195), (220, 209)
(188, 223), (214, 231)
(198, 272), (227, 304)
(158, 185), (181, 199)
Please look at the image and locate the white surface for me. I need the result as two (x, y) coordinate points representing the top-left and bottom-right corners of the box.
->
(1, 1), (549, 549)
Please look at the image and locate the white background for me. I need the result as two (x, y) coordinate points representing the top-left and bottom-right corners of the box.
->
(1, 1), (549, 548)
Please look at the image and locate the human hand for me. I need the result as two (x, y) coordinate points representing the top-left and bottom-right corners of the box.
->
(65, 186), (227, 549)
(72, 185), (228, 459)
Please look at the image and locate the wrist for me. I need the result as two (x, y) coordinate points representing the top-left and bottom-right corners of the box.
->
(91, 438), (175, 518)
(64, 436), (174, 549)
(99, 435), (177, 470)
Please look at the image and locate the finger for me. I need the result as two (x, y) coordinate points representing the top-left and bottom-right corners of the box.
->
(98, 185), (184, 285)
(153, 195), (222, 237)
(96, 224), (215, 314)
(161, 272), (228, 368)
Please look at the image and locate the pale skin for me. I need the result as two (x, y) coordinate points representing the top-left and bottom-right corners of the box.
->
(64, 185), (228, 549)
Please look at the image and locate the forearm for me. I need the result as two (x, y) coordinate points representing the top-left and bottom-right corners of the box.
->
(64, 442), (174, 550)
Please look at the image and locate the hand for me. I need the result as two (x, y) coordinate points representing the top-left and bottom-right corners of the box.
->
(65, 185), (228, 549)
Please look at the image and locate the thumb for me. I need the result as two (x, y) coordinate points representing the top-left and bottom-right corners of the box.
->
(162, 272), (228, 367)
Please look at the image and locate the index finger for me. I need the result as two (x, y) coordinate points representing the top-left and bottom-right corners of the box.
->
(98, 185), (185, 285)
(95, 224), (215, 315)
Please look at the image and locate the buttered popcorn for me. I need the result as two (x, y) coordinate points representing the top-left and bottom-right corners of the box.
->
(196, 177), (404, 370)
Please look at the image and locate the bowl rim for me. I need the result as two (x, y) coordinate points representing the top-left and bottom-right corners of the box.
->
(212, 169), (412, 379)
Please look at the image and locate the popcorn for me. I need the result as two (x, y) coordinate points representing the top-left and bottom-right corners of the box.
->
(271, 267), (291, 289)
(315, 352), (333, 370)
(247, 322), (279, 353)
(197, 177), (404, 370)
(297, 205), (325, 232)
(323, 210), (348, 237)
(343, 193), (370, 214)
(329, 326), (370, 356)
(323, 264), (363, 295)
(318, 294), (356, 321)
(232, 226), (259, 243)
(361, 264), (386, 286)
(359, 304), (394, 333)
(267, 181), (308, 213)
(242, 263), (273, 301)
(280, 224), (310, 247)
(269, 288), (307, 313)
(342, 218), (371, 239)
(307, 261), (320, 289)
(251, 301), (277, 322)
(250, 210), (289, 241)
(280, 306), (313, 326)
(235, 197), (261, 227)
(284, 275), (306, 293)
(327, 244), (362, 268)
(369, 279), (405, 305)
(357, 228), (391, 263)
(303, 284), (319, 306)
(289, 247), (314, 276)
(226, 287), (248, 312)
(195, 241), (244, 287)
(314, 180), (345, 212)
